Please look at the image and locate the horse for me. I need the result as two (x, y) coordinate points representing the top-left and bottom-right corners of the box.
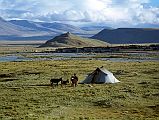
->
(61, 79), (69, 87)
(61, 79), (69, 85)
(50, 77), (63, 87)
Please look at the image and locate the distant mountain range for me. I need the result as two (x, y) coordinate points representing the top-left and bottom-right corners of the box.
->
(9, 20), (83, 34)
(0, 17), (53, 40)
(0, 17), (101, 40)
(40, 32), (109, 47)
(1, 16), (159, 44)
(91, 28), (159, 44)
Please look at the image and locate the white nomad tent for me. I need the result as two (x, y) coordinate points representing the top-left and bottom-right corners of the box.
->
(80, 67), (120, 84)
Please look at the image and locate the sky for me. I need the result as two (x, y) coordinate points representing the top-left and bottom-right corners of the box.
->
(0, 0), (159, 27)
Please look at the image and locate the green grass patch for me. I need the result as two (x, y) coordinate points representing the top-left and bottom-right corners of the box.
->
(0, 60), (159, 120)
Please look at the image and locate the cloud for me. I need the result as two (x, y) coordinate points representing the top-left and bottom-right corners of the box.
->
(0, 0), (159, 26)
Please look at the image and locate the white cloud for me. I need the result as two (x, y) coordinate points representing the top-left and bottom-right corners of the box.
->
(0, 0), (159, 27)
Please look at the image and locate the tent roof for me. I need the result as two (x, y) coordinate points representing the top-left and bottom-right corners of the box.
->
(99, 68), (113, 75)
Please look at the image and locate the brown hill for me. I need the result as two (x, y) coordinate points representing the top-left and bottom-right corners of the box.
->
(40, 32), (110, 47)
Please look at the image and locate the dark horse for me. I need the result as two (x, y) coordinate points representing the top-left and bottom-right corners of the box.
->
(50, 77), (63, 87)
(61, 79), (69, 85)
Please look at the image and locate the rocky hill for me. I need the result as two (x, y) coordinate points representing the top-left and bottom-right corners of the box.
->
(91, 28), (159, 44)
(40, 32), (110, 47)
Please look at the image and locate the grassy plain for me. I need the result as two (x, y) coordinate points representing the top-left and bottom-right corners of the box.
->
(0, 59), (159, 120)
(0, 40), (56, 56)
